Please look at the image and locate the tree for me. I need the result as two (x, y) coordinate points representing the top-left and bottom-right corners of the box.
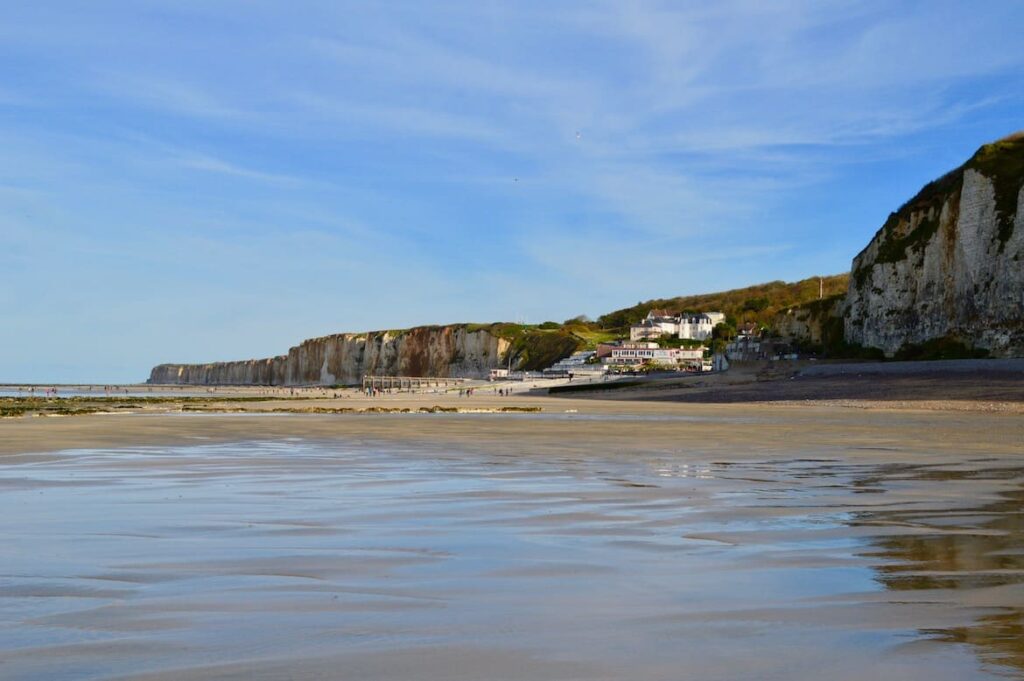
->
(742, 296), (770, 312)
(712, 322), (737, 341)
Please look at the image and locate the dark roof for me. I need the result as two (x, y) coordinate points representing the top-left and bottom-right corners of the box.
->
(647, 309), (678, 319)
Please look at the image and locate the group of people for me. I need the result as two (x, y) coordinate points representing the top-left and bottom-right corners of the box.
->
(458, 387), (515, 397)
(355, 385), (516, 398)
(19, 386), (60, 397)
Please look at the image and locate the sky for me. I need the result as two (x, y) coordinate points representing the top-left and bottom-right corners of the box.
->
(2, 1), (1023, 383)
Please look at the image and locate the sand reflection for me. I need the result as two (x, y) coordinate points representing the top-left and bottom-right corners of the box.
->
(854, 466), (1024, 674)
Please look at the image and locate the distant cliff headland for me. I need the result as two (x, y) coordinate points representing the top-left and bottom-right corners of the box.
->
(150, 132), (1023, 385)
(149, 324), (583, 386)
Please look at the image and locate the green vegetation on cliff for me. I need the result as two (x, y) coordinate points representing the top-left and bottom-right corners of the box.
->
(461, 321), (624, 370)
(856, 132), (1023, 281)
(450, 275), (856, 369)
(596, 275), (849, 331)
(508, 329), (582, 371)
(784, 293), (886, 359)
(463, 322), (585, 371)
(853, 168), (961, 288)
(893, 336), (991, 361)
(970, 133), (1024, 248)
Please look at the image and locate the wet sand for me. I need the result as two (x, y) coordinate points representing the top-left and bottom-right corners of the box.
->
(2, 402), (1023, 679)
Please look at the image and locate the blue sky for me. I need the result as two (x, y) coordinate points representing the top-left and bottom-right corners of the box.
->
(2, 1), (1023, 383)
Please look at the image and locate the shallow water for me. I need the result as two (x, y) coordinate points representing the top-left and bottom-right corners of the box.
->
(0, 389), (209, 399)
(1, 437), (1022, 680)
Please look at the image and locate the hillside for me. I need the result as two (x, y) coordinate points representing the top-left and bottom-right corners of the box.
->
(147, 276), (852, 386)
(596, 275), (849, 331)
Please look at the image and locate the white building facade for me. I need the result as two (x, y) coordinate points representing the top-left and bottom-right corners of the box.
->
(629, 310), (680, 341)
(677, 312), (725, 340)
(605, 343), (704, 368)
(630, 310), (726, 342)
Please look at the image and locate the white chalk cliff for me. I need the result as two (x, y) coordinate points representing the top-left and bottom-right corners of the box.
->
(845, 134), (1024, 357)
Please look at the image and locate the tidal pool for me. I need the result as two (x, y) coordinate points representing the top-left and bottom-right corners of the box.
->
(1, 436), (1022, 680)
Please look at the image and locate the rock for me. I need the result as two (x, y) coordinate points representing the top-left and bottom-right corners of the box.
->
(845, 134), (1024, 357)
(149, 325), (512, 385)
(774, 296), (845, 347)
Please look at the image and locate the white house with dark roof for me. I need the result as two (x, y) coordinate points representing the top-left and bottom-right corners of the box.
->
(630, 310), (726, 341)
(629, 309), (681, 341)
(677, 312), (725, 340)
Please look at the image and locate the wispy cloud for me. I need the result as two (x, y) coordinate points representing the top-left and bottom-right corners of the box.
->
(287, 92), (516, 147)
(177, 153), (303, 185)
(89, 72), (257, 121)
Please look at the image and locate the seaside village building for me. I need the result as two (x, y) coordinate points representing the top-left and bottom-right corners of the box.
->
(629, 309), (680, 340)
(543, 351), (606, 377)
(629, 310), (726, 341)
(724, 323), (765, 361)
(677, 312), (726, 340)
(604, 342), (705, 369)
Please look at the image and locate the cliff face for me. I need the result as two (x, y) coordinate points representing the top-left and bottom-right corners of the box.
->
(773, 295), (844, 346)
(149, 325), (513, 385)
(845, 135), (1024, 357)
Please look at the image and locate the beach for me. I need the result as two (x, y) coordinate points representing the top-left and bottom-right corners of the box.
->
(5, 1), (1022, 678)
(2, 385), (1023, 680)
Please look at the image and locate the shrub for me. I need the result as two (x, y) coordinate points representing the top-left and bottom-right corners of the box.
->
(894, 336), (990, 361)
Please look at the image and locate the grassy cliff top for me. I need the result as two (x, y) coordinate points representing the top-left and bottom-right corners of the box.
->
(970, 133), (1024, 247)
(894, 132), (1024, 221)
(858, 132), (1024, 267)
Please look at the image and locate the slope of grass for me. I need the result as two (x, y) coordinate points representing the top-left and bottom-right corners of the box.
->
(565, 327), (621, 349)
(596, 275), (849, 331)
(509, 329), (583, 371)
